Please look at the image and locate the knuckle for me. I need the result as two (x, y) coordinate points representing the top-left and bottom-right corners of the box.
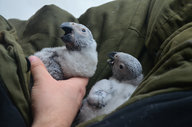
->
(78, 86), (86, 98)
(31, 61), (44, 70)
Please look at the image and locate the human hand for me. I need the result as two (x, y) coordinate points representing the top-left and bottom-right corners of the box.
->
(29, 56), (88, 127)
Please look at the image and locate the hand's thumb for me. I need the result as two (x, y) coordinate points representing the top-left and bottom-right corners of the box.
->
(29, 56), (52, 83)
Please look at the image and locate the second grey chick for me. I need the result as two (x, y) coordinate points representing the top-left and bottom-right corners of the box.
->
(34, 22), (98, 80)
(78, 52), (143, 123)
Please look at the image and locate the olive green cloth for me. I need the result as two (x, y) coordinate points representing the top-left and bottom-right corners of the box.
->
(0, 0), (192, 126)
(0, 16), (31, 125)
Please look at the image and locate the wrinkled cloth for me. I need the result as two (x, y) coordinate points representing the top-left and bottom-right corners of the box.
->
(0, 0), (192, 126)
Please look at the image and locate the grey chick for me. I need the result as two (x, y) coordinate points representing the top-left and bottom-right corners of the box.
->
(77, 52), (143, 123)
(34, 22), (98, 80)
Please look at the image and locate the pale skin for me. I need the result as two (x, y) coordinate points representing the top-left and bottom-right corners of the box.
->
(29, 56), (88, 127)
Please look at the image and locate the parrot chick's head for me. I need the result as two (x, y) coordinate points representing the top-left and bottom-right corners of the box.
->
(60, 22), (96, 51)
(107, 52), (143, 81)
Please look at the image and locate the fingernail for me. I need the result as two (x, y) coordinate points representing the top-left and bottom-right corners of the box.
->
(28, 56), (37, 62)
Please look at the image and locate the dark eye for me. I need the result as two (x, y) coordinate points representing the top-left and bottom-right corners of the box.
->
(82, 28), (86, 32)
(119, 64), (123, 69)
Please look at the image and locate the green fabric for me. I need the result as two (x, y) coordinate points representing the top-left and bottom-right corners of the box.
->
(78, 0), (192, 126)
(0, 0), (192, 126)
(8, 5), (78, 56)
(0, 16), (31, 125)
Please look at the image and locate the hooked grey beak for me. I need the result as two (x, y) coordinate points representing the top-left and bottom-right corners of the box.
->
(107, 52), (117, 66)
(60, 22), (74, 44)
(60, 22), (73, 35)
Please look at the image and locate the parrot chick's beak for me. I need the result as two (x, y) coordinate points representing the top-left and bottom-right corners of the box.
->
(107, 52), (117, 66)
(60, 22), (74, 42)
(60, 22), (76, 50)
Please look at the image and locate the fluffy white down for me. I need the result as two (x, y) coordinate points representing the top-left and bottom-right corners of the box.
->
(34, 45), (97, 79)
(77, 52), (143, 123)
(34, 22), (98, 80)
(78, 76), (142, 122)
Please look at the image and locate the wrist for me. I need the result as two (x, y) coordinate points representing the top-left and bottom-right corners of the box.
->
(32, 116), (70, 127)
(32, 110), (71, 127)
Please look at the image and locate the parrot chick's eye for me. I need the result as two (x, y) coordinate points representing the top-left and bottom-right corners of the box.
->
(82, 28), (86, 32)
(119, 64), (124, 69)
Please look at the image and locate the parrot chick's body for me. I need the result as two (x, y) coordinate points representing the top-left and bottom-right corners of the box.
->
(78, 52), (143, 123)
(34, 22), (98, 80)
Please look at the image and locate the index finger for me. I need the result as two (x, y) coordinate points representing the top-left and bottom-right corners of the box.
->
(59, 77), (89, 87)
